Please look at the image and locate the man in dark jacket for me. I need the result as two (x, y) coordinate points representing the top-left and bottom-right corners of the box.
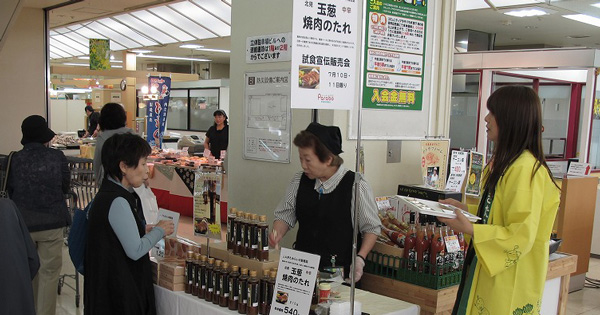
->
(7, 115), (70, 315)
(83, 105), (100, 138)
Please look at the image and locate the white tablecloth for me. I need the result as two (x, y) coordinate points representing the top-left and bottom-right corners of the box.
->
(155, 284), (419, 315)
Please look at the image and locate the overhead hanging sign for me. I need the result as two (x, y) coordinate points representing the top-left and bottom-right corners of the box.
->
(291, 0), (359, 110)
(146, 76), (171, 149)
(89, 38), (111, 70)
(361, 0), (427, 110)
(246, 32), (292, 63)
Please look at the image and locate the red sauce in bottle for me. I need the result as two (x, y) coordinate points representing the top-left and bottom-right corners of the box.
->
(403, 212), (417, 270)
(415, 214), (430, 273)
(430, 222), (445, 275)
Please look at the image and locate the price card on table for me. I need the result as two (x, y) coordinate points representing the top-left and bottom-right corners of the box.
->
(445, 150), (468, 192)
(270, 248), (320, 315)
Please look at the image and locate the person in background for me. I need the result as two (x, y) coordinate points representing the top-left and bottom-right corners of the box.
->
(0, 198), (40, 315)
(439, 86), (560, 314)
(204, 109), (229, 159)
(7, 115), (70, 315)
(268, 122), (381, 282)
(83, 105), (100, 138)
(85, 133), (174, 315)
(93, 102), (133, 183)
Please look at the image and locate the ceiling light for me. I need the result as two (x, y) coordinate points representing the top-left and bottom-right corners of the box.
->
(563, 14), (600, 28)
(137, 54), (211, 62)
(194, 48), (231, 53)
(78, 56), (90, 60)
(592, 3), (600, 8)
(503, 8), (549, 17)
(180, 44), (204, 49)
(129, 49), (154, 54)
(50, 88), (92, 94)
(110, 60), (123, 63)
(63, 63), (89, 67)
(458, 40), (469, 45)
(112, 65), (123, 68)
(457, 0), (539, 11)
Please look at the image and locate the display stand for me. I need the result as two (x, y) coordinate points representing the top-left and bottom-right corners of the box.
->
(555, 176), (598, 291)
(361, 253), (577, 315)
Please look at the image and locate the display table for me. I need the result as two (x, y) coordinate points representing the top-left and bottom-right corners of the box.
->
(155, 282), (419, 315)
(362, 252), (577, 315)
(149, 163), (227, 220)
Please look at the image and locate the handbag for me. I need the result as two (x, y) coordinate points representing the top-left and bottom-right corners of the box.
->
(68, 199), (93, 275)
(0, 151), (15, 199)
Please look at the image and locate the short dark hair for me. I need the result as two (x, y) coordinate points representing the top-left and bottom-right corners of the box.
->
(293, 130), (343, 166)
(99, 103), (127, 131)
(102, 133), (151, 181)
(85, 105), (94, 112)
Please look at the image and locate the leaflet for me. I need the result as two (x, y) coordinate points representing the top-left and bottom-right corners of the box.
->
(396, 196), (481, 222)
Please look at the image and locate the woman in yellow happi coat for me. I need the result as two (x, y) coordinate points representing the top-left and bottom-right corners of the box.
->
(440, 85), (560, 315)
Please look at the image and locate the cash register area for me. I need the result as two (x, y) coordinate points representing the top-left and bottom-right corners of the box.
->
(54, 220), (600, 315)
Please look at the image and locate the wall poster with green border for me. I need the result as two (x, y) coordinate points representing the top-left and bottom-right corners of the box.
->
(362, 0), (427, 110)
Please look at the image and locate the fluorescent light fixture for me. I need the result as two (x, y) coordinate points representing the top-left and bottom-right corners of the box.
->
(137, 54), (211, 62)
(63, 63), (89, 67)
(180, 44), (204, 49)
(129, 49), (154, 54)
(50, 88), (92, 93)
(110, 60), (123, 63)
(457, 0), (539, 11)
(78, 56), (90, 60)
(593, 3), (600, 8)
(458, 40), (469, 45)
(112, 65), (123, 68)
(504, 8), (549, 17)
(563, 14), (600, 28)
(194, 48), (230, 53)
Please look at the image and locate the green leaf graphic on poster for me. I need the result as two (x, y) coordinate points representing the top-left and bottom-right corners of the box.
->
(89, 39), (111, 70)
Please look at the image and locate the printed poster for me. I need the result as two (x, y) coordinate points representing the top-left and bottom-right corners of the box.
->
(146, 76), (171, 149)
(270, 248), (320, 315)
(445, 150), (469, 193)
(362, 0), (427, 110)
(89, 38), (110, 70)
(244, 71), (292, 163)
(465, 151), (485, 197)
(421, 140), (449, 190)
(246, 32), (292, 63)
(193, 166), (223, 240)
(291, 0), (359, 110)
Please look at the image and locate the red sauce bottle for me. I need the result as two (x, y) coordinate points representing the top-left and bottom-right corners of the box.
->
(430, 222), (445, 275)
(403, 212), (417, 270)
(456, 230), (466, 271)
(415, 214), (430, 273)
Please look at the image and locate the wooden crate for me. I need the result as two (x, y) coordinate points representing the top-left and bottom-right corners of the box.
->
(361, 273), (458, 315)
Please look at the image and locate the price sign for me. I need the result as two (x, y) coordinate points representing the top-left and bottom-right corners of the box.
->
(270, 248), (320, 315)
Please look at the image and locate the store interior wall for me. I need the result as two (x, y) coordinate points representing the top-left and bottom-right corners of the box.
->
(0, 7), (46, 153)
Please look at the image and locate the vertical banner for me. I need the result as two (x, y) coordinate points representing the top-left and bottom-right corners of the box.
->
(89, 39), (111, 70)
(465, 151), (485, 197)
(146, 76), (171, 148)
(421, 139), (449, 190)
(244, 71), (292, 163)
(193, 166), (223, 240)
(291, 0), (359, 110)
(362, 0), (427, 110)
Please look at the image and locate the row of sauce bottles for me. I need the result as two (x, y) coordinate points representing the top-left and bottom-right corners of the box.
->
(184, 251), (277, 315)
(401, 213), (466, 275)
(227, 208), (270, 261)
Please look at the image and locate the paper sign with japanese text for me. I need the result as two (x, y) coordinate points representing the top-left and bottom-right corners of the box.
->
(421, 140), (449, 190)
(247, 32), (292, 63)
(193, 165), (223, 240)
(445, 150), (469, 192)
(465, 151), (485, 197)
(291, 0), (359, 110)
(567, 162), (591, 176)
(270, 248), (320, 315)
(361, 0), (428, 110)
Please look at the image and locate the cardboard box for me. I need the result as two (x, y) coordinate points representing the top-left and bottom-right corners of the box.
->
(159, 259), (185, 276)
(158, 279), (185, 291)
(159, 273), (185, 284)
(201, 241), (230, 261)
(227, 249), (280, 273)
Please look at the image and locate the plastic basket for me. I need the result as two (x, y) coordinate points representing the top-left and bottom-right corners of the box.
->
(365, 250), (462, 290)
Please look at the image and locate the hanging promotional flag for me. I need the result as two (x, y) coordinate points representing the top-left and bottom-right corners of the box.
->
(146, 76), (171, 148)
(193, 166), (223, 240)
(89, 39), (111, 70)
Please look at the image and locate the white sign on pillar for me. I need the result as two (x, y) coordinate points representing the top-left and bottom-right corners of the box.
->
(291, 0), (359, 110)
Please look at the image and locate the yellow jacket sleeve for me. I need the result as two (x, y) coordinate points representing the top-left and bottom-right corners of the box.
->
(472, 158), (547, 277)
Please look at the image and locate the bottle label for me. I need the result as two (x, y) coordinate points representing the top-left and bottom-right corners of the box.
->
(252, 245), (258, 249)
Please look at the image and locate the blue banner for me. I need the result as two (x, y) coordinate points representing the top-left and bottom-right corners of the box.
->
(146, 76), (171, 148)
